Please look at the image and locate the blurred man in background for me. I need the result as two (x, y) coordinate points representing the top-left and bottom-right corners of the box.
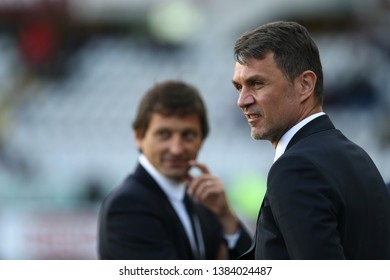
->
(98, 80), (251, 259)
(232, 21), (390, 259)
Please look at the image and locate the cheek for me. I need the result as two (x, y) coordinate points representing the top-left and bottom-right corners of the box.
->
(261, 98), (287, 125)
(140, 137), (163, 156)
(271, 99), (299, 128)
(187, 141), (202, 156)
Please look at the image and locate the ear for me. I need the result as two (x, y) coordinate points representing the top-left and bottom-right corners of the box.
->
(296, 70), (317, 103)
(133, 129), (142, 150)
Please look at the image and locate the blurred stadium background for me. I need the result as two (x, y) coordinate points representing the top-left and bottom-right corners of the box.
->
(0, 0), (389, 259)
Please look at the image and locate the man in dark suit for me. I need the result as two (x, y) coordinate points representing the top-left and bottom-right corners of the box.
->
(231, 21), (390, 259)
(98, 80), (251, 259)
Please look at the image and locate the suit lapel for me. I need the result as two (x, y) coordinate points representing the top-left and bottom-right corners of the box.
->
(132, 164), (195, 259)
(286, 114), (335, 151)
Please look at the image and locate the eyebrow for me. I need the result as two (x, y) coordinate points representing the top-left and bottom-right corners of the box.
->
(232, 74), (265, 86)
(246, 74), (265, 83)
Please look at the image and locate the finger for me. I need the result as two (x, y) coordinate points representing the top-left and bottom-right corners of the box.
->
(187, 174), (213, 196)
(186, 172), (194, 182)
(192, 178), (219, 202)
(188, 160), (210, 174)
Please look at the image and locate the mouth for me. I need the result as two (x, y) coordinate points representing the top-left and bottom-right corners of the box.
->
(246, 114), (261, 119)
(245, 113), (262, 124)
(165, 158), (188, 168)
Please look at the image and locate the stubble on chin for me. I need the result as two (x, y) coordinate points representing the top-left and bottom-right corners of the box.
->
(249, 124), (264, 140)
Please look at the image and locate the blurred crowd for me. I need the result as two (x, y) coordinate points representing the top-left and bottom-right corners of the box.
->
(0, 0), (389, 259)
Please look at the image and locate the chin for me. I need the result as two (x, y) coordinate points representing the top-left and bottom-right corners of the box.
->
(251, 130), (262, 140)
(165, 170), (186, 181)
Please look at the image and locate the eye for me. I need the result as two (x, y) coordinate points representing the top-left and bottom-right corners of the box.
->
(232, 82), (242, 92)
(252, 80), (264, 89)
(157, 129), (171, 140)
(182, 130), (198, 141)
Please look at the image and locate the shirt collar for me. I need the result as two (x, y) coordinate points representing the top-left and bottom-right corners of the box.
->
(138, 154), (187, 202)
(274, 112), (325, 162)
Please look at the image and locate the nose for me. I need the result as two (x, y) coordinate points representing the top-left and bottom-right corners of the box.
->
(169, 135), (185, 155)
(237, 88), (255, 109)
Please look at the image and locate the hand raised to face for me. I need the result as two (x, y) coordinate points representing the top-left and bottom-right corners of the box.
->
(187, 160), (238, 234)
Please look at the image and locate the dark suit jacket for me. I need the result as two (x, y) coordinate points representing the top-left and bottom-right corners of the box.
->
(241, 115), (390, 259)
(98, 164), (251, 259)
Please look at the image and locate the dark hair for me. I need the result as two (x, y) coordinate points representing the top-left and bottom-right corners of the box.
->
(132, 80), (209, 139)
(234, 21), (323, 105)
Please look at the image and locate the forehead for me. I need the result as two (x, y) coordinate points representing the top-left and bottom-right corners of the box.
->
(148, 113), (201, 131)
(232, 53), (281, 82)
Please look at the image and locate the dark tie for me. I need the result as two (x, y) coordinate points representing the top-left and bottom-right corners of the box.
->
(183, 195), (205, 259)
